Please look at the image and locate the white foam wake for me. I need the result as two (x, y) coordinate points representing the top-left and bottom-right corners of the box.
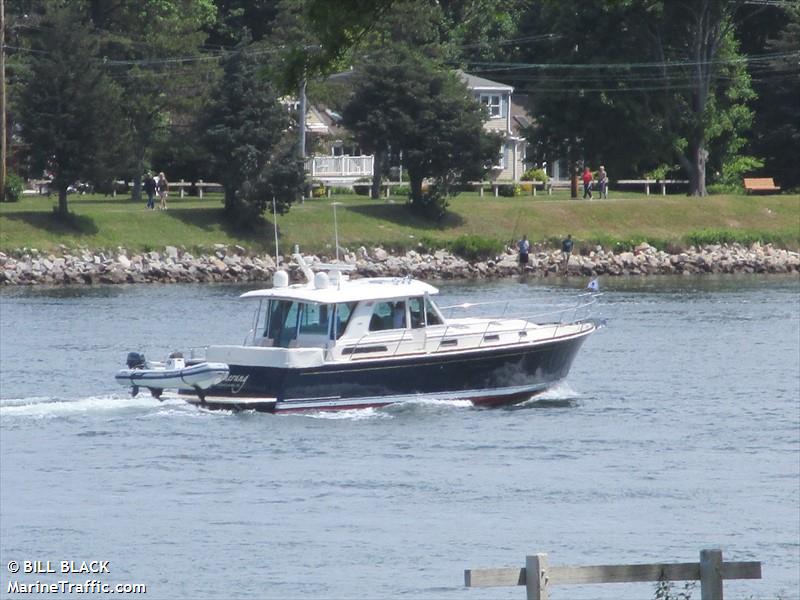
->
(0, 393), (178, 419)
(533, 381), (581, 400)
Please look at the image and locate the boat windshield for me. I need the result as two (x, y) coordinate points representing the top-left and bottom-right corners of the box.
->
(258, 299), (357, 346)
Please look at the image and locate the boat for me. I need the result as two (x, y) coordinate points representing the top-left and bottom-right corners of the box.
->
(116, 252), (602, 413)
(115, 352), (229, 399)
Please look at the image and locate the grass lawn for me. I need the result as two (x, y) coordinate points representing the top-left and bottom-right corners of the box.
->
(1, 189), (798, 254)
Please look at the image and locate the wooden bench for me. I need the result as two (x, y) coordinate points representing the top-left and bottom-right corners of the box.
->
(744, 177), (781, 194)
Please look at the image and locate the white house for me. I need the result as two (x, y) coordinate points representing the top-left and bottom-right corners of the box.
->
(302, 70), (532, 187)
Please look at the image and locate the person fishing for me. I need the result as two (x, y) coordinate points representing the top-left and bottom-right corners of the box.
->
(518, 235), (530, 267)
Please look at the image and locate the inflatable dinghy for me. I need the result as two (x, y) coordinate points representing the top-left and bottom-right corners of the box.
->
(116, 352), (229, 399)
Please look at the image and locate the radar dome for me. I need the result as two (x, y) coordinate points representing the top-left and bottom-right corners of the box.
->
(272, 270), (289, 288)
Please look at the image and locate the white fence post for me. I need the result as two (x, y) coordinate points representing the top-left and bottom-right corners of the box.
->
(198, 179), (204, 199)
(526, 554), (549, 600)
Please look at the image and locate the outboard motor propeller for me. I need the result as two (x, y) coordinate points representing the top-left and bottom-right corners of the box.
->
(126, 352), (146, 370)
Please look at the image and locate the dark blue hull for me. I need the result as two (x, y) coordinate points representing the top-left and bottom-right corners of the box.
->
(184, 329), (593, 413)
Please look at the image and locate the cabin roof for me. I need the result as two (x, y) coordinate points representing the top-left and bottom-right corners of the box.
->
(240, 277), (440, 304)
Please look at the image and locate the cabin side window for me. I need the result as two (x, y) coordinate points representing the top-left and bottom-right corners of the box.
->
(331, 302), (357, 339)
(425, 296), (443, 325)
(409, 297), (425, 328)
(369, 301), (406, 331)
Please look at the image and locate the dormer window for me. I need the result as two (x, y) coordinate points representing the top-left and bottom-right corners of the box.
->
(480, 94), (502, 118)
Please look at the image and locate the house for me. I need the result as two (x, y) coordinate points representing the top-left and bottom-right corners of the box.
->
(457, 71), (529, 182)
(302, 70), (533, 187)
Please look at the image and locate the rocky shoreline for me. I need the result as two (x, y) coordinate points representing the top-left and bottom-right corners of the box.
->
(1, 242), (798, 286)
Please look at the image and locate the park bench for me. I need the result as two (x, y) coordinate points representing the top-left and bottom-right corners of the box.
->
(743, 177), (780, 194)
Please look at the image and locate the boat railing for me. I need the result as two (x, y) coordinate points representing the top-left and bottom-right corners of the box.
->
(434, 293), (600, 350)
(342, 292), (600, 359)
(440, 292), (600, 325)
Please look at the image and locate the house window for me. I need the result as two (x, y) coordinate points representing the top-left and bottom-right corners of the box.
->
(480, 94), (502, 118)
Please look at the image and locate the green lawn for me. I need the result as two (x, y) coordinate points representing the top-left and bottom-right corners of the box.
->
(1, 189), (798, 254)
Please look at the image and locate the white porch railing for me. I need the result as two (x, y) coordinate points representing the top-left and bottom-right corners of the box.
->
(305, 155), (374, 178)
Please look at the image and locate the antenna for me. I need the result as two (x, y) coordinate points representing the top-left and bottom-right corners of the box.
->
(331, 201), (341, 262)
(272, 196), (279, 267)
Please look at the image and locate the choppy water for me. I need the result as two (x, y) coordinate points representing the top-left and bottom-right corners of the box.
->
(1, 275), (798, 599)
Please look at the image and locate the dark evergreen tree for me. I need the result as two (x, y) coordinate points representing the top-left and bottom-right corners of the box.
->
(18, 2), (125, 215)
(84, 0), (216, 201)
(203, 42), (303, 224)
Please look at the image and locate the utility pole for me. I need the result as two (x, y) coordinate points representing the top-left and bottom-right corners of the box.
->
(298, 74), (306, 203)
(1, 0), (6, 202)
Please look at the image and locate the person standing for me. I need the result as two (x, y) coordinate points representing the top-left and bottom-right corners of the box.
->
(598, 165), (609, 199)
(518, 235), (530, 267)
(157, 172), (169, 210)
(143, 172), (157, 210)
(561, 234), (573, 271)
(582, 167), (593, 199)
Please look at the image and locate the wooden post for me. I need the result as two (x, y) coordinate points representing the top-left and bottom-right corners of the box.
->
(525, 554), (549, 600)
(198, 179), (203, 199)
(700, 549), (723, 600)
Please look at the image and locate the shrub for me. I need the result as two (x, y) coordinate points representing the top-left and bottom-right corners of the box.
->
(522, 168), (549, 183)
(707, 183), (741, 195)
(310, 180), (326, 198)
(329, 186), (352, 195)
(446, 234), (504, 261)
(391, 184), (411, 196)
(498, 183), (522, 197)
(685, 228), (787, 247)
(408, 185), (449, 221)
(3, 173), (23, 202)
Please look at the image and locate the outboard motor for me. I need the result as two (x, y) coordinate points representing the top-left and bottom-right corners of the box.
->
(126, 352), (146, 370)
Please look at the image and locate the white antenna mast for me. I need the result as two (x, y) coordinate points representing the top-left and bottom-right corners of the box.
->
(332, 201), (341, 262)
(272, 196), (279, 267)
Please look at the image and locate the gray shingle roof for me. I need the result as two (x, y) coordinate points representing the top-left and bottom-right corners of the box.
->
(456, 70), (514, 92)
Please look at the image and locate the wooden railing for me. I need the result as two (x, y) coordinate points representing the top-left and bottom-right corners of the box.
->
(465, 549), (761, 600)
(616, 179), (689, 195)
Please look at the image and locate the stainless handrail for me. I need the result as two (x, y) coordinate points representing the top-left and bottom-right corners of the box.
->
(342, 293), (600, 359)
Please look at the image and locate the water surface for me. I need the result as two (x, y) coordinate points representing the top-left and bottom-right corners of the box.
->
(1, 275), (798, 599)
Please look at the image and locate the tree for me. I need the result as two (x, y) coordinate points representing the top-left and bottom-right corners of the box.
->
(203, 41), (303, 225)
(85, 0), (216, 200)
(510, 0), (759, 196)
(644, 0), (757, 196)
(343, 46), (500, 220)
(18, 2), (125, 215)
(739, 4), (800, 189)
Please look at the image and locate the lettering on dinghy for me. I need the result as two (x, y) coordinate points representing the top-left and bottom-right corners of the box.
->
(218, 374), (249, 394)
